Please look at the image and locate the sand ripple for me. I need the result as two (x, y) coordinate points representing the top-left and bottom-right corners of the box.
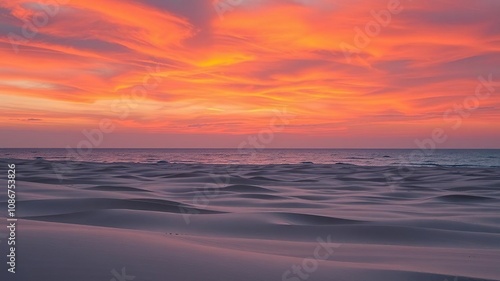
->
(1, 159), (500, 281)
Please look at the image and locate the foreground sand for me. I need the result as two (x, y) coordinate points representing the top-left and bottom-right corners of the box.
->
(1, 159), (500, 281)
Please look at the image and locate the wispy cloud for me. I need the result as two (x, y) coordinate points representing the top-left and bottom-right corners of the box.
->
(1, 0), (499, 146)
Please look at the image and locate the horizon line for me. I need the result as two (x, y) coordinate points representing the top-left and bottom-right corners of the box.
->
(2, 148), (500, 150)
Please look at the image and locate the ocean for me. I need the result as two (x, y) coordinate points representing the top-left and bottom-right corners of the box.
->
(1, 148), (499, 167)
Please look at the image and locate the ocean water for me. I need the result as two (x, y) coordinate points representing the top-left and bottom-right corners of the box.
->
(1, 148), (499, 167)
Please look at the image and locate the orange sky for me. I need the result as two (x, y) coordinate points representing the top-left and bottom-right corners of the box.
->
(1, 0), (499, 148)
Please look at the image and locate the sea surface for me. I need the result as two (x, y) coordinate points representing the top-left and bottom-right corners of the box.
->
(1, 148), (499, 167)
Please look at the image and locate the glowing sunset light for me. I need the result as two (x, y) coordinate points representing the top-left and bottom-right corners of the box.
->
(1, 0), (499, 148)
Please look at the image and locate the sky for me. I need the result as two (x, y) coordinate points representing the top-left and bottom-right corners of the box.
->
(1, 0), (499, 148)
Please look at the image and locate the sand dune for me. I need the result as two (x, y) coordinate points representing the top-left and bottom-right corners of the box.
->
(1, 158), (499, 280)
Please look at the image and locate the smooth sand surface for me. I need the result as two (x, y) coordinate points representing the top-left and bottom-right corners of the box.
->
(1, 159), (500, 280)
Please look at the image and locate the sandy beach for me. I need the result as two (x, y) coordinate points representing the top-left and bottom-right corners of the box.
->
(2, 0), (500, 279)
(1, 158), (499, 281)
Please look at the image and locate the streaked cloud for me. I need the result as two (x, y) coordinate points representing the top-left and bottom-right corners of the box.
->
(1, 0), (499, 147)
